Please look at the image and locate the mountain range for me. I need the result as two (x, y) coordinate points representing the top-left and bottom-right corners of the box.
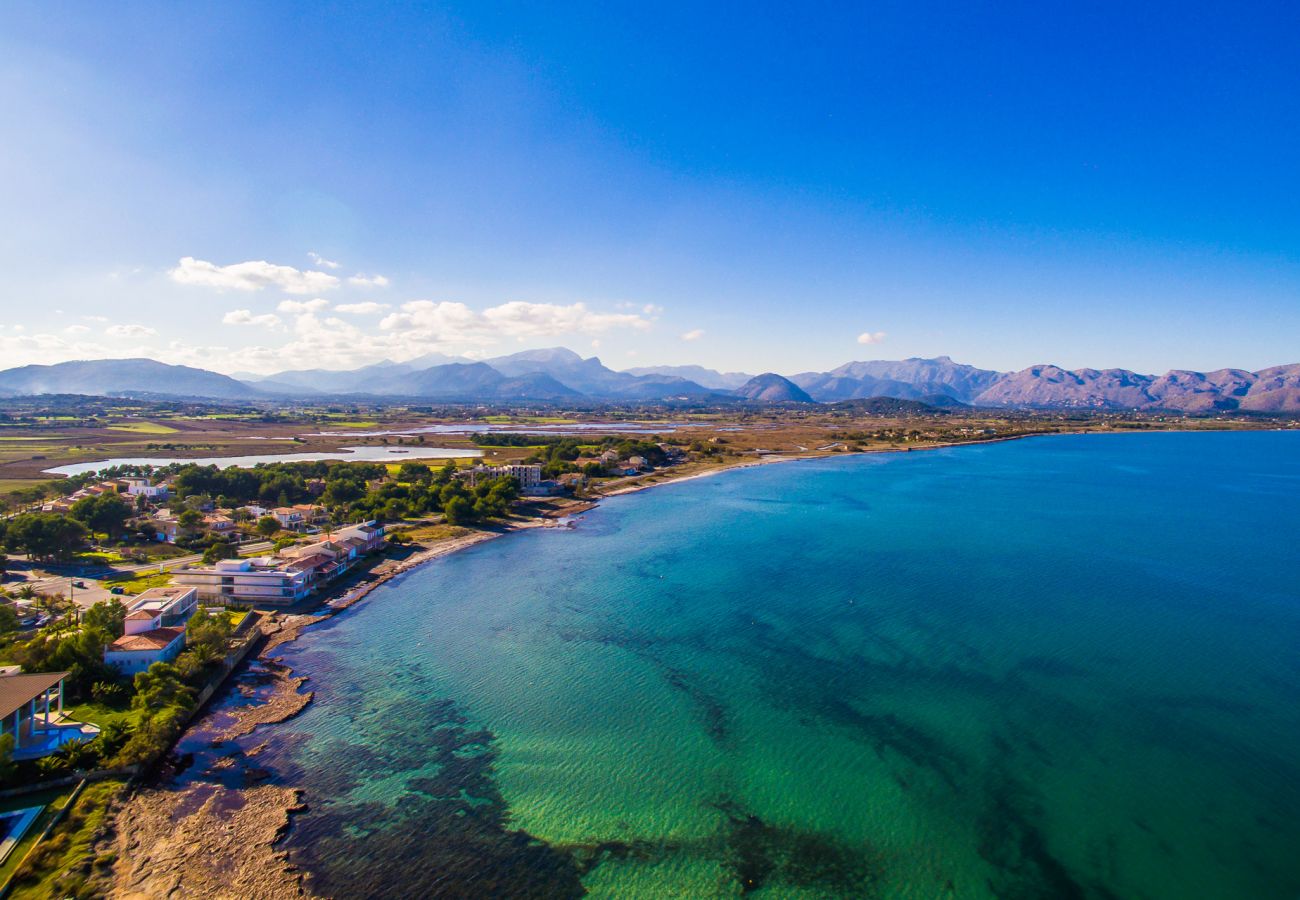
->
(1, 350), (1297, 412)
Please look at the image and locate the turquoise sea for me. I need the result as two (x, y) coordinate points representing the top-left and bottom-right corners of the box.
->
(211, 431), (1300, 897)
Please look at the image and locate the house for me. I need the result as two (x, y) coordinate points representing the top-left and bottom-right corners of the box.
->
(0, 671), (99, 759)
(125, 586), (198, 627)
(104, 587), (199, 674)
(292, 504), (329, 526)
(334, 521), (386, 552)
(599, 449), (620, 464)
(272, 507), (305, 530)
(104, 626), (186, 675)
(203, 514), (235, 535)
(122, 477), (168, 500)
(626, 456), (650, 471)
(152, 518), (183, 544)
(173, 557), (312, 606)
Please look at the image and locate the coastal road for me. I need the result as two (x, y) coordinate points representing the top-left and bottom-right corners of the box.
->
(14, 540), (274, 609)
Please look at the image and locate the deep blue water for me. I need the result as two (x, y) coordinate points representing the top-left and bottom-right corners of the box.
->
(232, 431), (1300, 898)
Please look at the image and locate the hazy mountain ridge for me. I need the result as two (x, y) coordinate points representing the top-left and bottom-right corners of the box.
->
(1, 352), (1297, 411)
(0, 358), (260, 400)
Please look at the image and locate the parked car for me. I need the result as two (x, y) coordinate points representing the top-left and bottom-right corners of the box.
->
(110, 586), (125, 595)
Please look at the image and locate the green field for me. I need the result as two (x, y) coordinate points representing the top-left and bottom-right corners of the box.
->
(105, 421), (179, 434)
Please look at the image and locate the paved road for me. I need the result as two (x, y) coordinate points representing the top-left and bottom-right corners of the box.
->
(10, 540), (274, 610)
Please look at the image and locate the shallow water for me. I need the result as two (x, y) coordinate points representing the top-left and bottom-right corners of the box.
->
(244, 431), (1299, 898)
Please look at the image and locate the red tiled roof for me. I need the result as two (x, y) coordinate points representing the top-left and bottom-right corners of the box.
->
(109, 627), (185, 653)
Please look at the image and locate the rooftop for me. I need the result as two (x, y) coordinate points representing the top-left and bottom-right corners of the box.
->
(0, 671), (69, 720)
(109, 627), (185, 653)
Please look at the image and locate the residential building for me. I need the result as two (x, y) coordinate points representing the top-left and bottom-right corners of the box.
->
(0, 671), (99, 759)
(334, 521), (386, 552)
(122, 477), (168, 499)
(104, 586), (199, 674)
(203, 514), (235, 534)
(173, 557), (312, 606)
(272, 507), (305, 530)
(104, 626), (186, 675)
(463, 464), (543, 491)
(125, 586), (199, 627)
(292, 504), (329, 526)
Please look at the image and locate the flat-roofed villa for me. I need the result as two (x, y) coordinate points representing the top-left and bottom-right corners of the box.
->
(0, 671), (100, 759)
(173, 557), (312, 606)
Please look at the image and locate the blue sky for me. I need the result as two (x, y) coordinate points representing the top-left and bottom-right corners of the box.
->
(1, 1), (1297, 376)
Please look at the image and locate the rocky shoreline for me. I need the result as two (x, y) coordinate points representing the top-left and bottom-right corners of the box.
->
(97, 515), (569, 898)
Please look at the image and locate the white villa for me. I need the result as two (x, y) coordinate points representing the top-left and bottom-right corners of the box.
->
(104, 587), (199, 674)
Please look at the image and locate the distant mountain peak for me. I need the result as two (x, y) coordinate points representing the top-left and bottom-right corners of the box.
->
(736, 373), (814, 403)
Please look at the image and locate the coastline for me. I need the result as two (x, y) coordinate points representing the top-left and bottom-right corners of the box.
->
(93, 427), (1218, 896)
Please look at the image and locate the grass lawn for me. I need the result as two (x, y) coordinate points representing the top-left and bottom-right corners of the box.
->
(323, 419), (380, 428)
(99, 572), (173, 594)
(65, 700), (141, 731)
(0, 785), (80, 891)
(105, 421), (178, 435)
(6, 779), (127, 899)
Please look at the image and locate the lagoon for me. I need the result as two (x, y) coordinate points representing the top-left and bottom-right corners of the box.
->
(43, 444), (481, 477)
(235, 432), (1300, 897)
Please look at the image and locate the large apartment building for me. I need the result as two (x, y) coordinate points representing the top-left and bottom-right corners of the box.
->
(173, 557), (312, 606)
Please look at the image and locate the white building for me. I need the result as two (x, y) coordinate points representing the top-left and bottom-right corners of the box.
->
(122, 477), (168, 500)
(104, 588), (198, 674)
(173, 557), (312, 606)
(124, 586), (198, 627)
(464, 464), (543, 491)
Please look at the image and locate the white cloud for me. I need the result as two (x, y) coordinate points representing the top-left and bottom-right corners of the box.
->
(334, 301), (390, 315)
(169, 257), (340, 294)
(106, 323), (158, 338)
(482, 301), (651, 337)
(681, 328), (705, 342)
(63, 324), (90, 335)
(82, 315), (109, 323)
(222, 309), (282, 328)
(348, 273), (390, 288)
(857, 331), (887, 345)
(642, 303), (664, 316)
(382, 300), (651, 345)
(277, 298), (331, 314)
(307, 251), (341, 270)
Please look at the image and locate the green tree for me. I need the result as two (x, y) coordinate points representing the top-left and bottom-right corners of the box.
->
(4, 513), (88, 562)
(131, 662), (194, 713)
(443, 495), (473, 525)
(202, 541), (237, 564)
(256, 515), (280, 537)
(177, 508), (203, 530)
(83, 598), (126, 638)
(185, 608), (233, 656)
(70, 493), (133, 539)
(397, 462), (431, 484)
